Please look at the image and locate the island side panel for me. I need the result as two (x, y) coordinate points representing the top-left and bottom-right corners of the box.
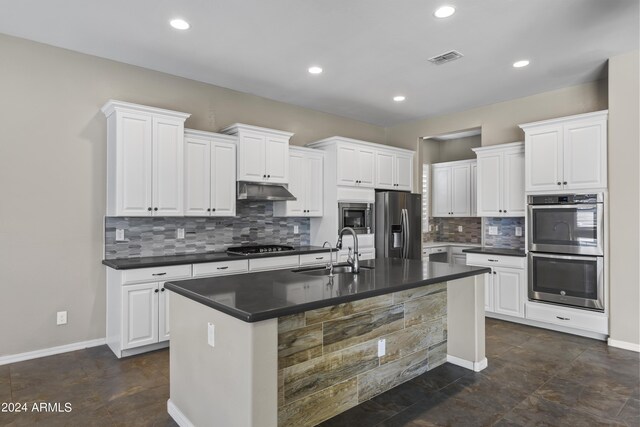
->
(168, 293), (278, 427)
(446, 274), (487, 371)
(277, 282), (448, 427)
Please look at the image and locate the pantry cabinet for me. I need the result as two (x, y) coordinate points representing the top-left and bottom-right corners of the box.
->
(520, 110), (608, 192)
(184, 129), (237, 217)
(473, 142), (525, 217)
(431, 160), (475, 217)
(102, 100), (191, 216)
(274, 147), (324, 217)
(375, 150), (413, 191)
(221, 123), (293, 184)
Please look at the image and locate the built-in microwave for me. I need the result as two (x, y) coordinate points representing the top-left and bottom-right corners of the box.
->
(338, 202), (373, 234)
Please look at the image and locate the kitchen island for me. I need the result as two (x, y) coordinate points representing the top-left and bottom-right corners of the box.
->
(165, 258), (490, 427)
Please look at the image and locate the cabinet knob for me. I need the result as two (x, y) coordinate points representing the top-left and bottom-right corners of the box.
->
(147, 207), (152, 211)
(263, 174), (266, 178)
(563, 181), (567, 185)
(267, 175), (271, 178)
(557, 182), (561, 185)
(154, 207), (158, 211)
(212, 208), (216, 212)
(504, 210), (507, 213)
(207, 208), (211, 212)
(161, 288), (165, 292)
(154, 289), (159, 293)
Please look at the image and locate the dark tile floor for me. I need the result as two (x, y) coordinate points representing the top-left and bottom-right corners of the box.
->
(0, 319), (638, 426)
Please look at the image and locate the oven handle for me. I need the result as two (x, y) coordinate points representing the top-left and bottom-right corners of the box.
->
(528, 252), (602, 261)
(528, 204), (599, 210)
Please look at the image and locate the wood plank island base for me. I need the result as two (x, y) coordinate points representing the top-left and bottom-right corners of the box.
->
(164, 258), (490, 427)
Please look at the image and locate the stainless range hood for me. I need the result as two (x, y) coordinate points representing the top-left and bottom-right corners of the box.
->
(237, 181), (297, 201)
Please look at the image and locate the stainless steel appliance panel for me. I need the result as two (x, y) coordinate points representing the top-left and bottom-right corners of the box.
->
(338, 202), (373, 235)
(375, 192), (422, 260)
(528, 252), (604, 311)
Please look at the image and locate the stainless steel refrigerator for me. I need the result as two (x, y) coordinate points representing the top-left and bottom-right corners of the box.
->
(375, 191), (422, 259)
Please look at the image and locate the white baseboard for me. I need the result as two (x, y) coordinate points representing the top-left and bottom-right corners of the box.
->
(168, 399), (194, 427)
(0, 338), (106, 366)
(446, 354), (488, 372)
(608, 338), (640, 352)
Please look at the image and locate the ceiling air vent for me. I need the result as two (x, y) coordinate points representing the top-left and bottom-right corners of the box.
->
(428, 50), (463, 65)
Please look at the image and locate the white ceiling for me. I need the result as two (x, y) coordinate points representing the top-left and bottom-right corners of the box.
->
(0, 0), (637, 126)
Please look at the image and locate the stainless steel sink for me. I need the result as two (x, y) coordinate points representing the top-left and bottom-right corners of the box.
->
(293, 264), (374, 276)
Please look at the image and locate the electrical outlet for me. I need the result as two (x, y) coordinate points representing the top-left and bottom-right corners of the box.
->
(489, 226), (498, 236)
(115, 229), (125, 241)
(207, 322), (215, 348)
(429, 224), (434, 232)
(457, 226), (463, 232)
(294, 225), (299, 234)
(435, 225), (439, 232)
(377, 338), (386, 357)
(177, 228), (185, 239)
(515, 226), (523, 237)
(56, 311), (67, 325)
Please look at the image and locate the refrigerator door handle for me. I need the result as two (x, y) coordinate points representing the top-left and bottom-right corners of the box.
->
(401, 209), (409, 259)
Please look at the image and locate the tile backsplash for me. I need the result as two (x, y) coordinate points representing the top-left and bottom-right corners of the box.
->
(484, 217), (525, 249)
(104, 201), (310, 259)
(423, 217), (482, 244)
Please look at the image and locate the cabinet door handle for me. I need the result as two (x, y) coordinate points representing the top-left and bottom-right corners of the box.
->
(315, 257), (324, 260)
(152, 272), (167, 276)
(217, 266), (229, 270)
(488, 259), (498, 262)
(556, 316), (570, 321)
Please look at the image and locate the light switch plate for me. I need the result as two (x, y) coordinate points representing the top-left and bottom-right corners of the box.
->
(177, 228), (185, 239)
(115, 229), (125, 241)
(377, 338), (386, 357)
(57, 311), (67, 325)
(294, 225), (299, 234)
(489, 226), (498, 235)
(207, 322), (215, 348)
(457, 226), (463, 232)
(515, 226), (523, 237)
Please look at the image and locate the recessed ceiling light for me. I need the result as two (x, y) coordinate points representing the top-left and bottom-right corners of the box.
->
(308, 66), (323, 74)
(170, 19), (190, 30)
(513, 60), (530, 68)
(434, 5), (456, 18)
(393, 95), (406, 102)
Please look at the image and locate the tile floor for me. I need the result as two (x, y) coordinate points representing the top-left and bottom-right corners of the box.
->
(0, 318), (638, 426)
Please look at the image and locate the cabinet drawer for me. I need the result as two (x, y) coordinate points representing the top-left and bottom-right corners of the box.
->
(300, 252), (334, 266)
(249, 255), (300, 272)
(122, 265), (192, 285)
(192, 260), (249, 278)
(525, 302), (608, 334)
(466, 253), (525, 269)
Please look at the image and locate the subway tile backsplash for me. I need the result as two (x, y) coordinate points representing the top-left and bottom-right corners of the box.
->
(104, 201), (310, 259)
(484, 217), (525, 249)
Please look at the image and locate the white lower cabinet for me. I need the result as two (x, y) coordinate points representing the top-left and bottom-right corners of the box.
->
(108, 264), (192, 358)
(466, 253), (526, 319)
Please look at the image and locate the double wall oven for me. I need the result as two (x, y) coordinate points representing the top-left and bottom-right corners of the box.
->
(527, 194), (604, 311)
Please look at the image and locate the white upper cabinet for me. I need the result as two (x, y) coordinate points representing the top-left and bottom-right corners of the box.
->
(307, 136), (414, 192)
(221, 124), (293, 184)
(431, 160), (474, 217)
(102, 101), (190, 216)
(274, 147), (324, 217)
(520, 110), (608, 192)
(375, 150), (414, 191)
(184, 129), (237, 217)
(473, 142), (525, 217)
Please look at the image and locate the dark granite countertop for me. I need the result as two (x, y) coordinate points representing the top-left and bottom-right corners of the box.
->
(165, 258), (490, 322)
(102, 246), (336, 270)
(462, 247), (527, 257)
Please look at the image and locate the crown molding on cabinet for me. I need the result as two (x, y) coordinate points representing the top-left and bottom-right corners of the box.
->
(518, 110), (608, 130)
(101, 99), (191, 119)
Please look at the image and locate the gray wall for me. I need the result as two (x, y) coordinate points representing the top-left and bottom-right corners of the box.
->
(430, 135), (481, 163)
(0, 34), (386, 357)
(607, 51), (639, 347)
